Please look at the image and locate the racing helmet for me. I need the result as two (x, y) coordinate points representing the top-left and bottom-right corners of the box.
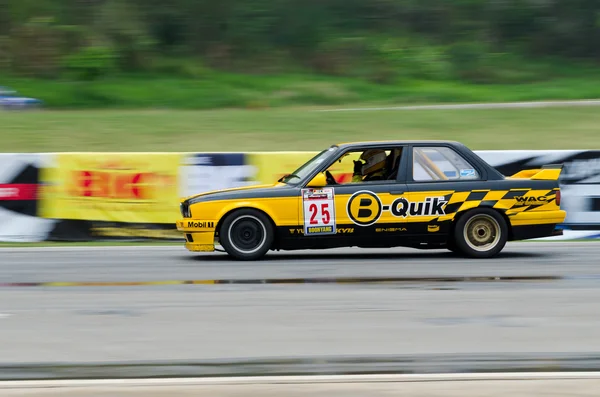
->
(360, 149), (387, 175)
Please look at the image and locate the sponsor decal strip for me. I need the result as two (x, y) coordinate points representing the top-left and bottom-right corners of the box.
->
(346, 189), (558, 226)
(184, 221), (215, 228)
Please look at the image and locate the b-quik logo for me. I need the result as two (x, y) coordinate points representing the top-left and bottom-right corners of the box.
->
(347, 190), (448, 226)
(390, 196), (447, 218)
(346, 190), (383, 226)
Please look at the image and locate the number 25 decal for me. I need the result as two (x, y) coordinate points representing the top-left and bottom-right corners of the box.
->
(309, 203), (331, 224)
(301, 187), (336, 235)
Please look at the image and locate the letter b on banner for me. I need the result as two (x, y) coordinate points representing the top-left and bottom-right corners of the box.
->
(72, 170), (152, 200)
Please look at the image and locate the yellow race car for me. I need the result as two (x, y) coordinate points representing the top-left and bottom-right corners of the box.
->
(176, 140), (566, 260)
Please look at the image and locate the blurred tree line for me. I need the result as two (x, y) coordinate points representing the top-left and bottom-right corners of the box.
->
(0, 0), (598, 83)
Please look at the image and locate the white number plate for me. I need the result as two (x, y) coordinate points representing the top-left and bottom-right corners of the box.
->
(301, 188), (336, 235)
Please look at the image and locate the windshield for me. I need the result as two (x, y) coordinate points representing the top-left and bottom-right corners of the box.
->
(280, 147), (338, 185)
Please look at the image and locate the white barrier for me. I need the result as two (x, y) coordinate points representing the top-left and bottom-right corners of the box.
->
(0, 149), (598, 242)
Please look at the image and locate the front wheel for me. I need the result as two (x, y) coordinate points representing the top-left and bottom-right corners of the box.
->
(219, 209), (274, 260)
(453, 209), (508, 258)
(446, 239), (458, 253)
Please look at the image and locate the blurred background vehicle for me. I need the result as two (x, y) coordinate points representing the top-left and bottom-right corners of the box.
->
(0, 86), (42, 110)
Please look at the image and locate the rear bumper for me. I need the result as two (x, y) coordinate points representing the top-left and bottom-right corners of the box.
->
(511, 224), (563, 241)
(508, 210), (567, 241)
(509, 210), (566, 227)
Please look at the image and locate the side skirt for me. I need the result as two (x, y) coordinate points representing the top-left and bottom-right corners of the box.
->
(272, 222), (452, 251)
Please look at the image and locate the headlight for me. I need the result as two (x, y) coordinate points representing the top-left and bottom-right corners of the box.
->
(180, 202), (191, 217)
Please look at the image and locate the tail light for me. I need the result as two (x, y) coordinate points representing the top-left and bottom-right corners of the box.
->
(556, 190), (561, 206)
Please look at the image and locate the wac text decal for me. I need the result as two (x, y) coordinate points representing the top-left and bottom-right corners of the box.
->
(347, 190), (448, 227)
(514, 195), (553, 206)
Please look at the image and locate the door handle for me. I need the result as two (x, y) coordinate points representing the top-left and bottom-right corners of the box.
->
(389, 190), (405, 195)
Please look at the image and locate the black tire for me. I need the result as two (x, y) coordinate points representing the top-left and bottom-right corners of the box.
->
(219, 209), (274, 260)
(453, 208), (508, 258)
(446, 239), (458, 253)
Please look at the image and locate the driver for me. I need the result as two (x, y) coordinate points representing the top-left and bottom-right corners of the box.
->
(352, 149), (387, 182)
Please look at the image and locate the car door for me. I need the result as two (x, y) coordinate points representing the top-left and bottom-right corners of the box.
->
(299, 145), (410, 246)
(404, 144), (488, 237)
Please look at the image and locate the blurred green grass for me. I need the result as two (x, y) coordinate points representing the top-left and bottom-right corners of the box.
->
(1, 105), (599, 152)
(7, 72), (600, 110)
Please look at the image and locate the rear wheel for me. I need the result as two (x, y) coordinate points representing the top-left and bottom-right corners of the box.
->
(219, 209), (274, 261)
(453, 208), (507, 258)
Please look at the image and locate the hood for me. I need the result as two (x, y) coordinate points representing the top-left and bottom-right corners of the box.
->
(182, 182), (295, 204)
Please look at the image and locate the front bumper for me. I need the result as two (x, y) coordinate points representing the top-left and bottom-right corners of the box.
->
(176, 219), (216, 252)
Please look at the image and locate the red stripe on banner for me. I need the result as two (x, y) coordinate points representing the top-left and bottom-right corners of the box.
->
(0, 184), (38, 200)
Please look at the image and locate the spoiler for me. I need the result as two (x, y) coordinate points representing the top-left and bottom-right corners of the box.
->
(509, 164), (563, 181)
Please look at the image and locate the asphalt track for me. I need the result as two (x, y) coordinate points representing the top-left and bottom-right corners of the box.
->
(0, 242), (599, 367)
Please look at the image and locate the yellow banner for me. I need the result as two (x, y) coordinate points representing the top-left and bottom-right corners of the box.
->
(247, 151), (360, 184)
(40, 153), (181, 223)
(247, 152), (318, 184)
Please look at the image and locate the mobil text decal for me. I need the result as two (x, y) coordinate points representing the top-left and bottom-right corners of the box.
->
(40, 153), (181, 224)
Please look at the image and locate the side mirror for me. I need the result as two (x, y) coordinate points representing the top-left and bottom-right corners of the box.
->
(307, 172), (327, 187)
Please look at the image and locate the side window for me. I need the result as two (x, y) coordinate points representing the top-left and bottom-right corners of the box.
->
(324, 147), (403, 184)
(412, 146), (480, 182)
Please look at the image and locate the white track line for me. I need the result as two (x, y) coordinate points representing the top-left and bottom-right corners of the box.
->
(316, 99), (600, 112)
(3, 372), (600, 389)
(0, 240), (594, 253)
(0, 245), (183, 252)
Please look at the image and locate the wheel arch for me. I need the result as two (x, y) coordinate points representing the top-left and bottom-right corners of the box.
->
(450, 206), (513, 240)
(215, 205), (279, 243)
